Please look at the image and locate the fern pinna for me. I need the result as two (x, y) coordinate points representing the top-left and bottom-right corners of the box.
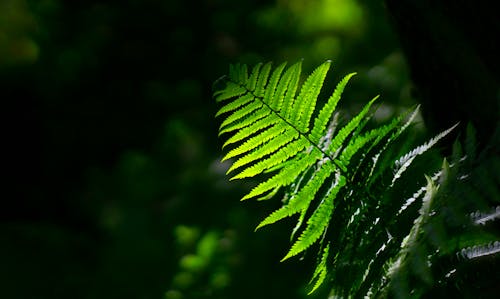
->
(213, 61), (499, 297)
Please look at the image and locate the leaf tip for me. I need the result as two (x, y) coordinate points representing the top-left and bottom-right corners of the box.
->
(280, 256), (289, 263)
(280, 251), (294, 262)
(240, 194), (252, 201)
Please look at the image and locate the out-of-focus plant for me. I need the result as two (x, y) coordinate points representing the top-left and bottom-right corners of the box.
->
(167, 226), (236, 299)
(0, 0), (39, 65)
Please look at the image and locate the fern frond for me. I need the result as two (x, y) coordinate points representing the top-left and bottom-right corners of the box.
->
(291, 60), (331, 132)
(227, 129), (299, 175)
(281, 61), (302, 119)
(234, 138), (309, 181)
(392, 123), (459, 185)
(309, 73), (356, 143)
(214, 81), (247, 102)
(222, 114), (277, 148)
(218, 101), (262, 130)
(219, 106), (270, 136)
(256, 162), (335, 230)
(337, 121), (398, 172)
(382, 175), (437, 296)
(228, 63), (248, 84)
(282, 173), (346, 261)
(215, 61), (337, 192)
(241, 152), (320, 199)
(366, 106), (420, 186)
(254, 62), (273, 96)
(326, 96), (379, 164)
(222, 124), (288, 162)
(308, 243), (331, 294)
(471, 206), (500, 225)
(459, 241), (500, 260)
(215, 93), (254, 117)
(268, 61), (300, 110)
(246, 63), (263, 91)
(346, 111), (409, 184)
(213, 61), (469, 297)
(261, 62), (287, 103)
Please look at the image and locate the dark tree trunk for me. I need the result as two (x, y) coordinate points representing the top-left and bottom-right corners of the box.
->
(384, 0), (499, 145)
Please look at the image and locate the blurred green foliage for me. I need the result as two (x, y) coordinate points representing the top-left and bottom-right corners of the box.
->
(0, 0), (412, 298)
(0, 0), (39, 65)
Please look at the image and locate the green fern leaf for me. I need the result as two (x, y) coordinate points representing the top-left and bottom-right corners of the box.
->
(392, 123), (459, 185)
(366, 105), (420, 186)
(254, 62), (273, 96)
(222, 123), (287, 162)
(214, 61), (464, 296)
(218, 101), (262, 130)
(228, 63), (248, 83)
(263, 62), (287, 105)
(281, 61), (302, 119)
(233, 138), (309, 180)
(308, 243), (331, 294)
(282, 173), (346, 261)
(309, 73), (356, 143)
(240, 151), (320, 198)
(222, 114), (277, 148)
(338, 116), (403, 171)
(215, 93), (254, 117)
(214, 81), (247, 102)
(269, 61), (300, 111)
(326, 96), (379, 166)
(256, 162), (335, 230)
(227, 128), (299, 174)
(246, 63), (263, 91)
(218, 106), (270, 136)
(292, 61), (331, 132)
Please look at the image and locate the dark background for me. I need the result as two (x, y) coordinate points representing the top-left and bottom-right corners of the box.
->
(0, 0), (497, 298)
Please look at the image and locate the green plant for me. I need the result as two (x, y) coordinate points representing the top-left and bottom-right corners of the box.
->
(213, 61), (500, 297)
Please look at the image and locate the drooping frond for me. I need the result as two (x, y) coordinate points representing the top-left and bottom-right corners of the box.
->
(392, 123), (459, 185)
